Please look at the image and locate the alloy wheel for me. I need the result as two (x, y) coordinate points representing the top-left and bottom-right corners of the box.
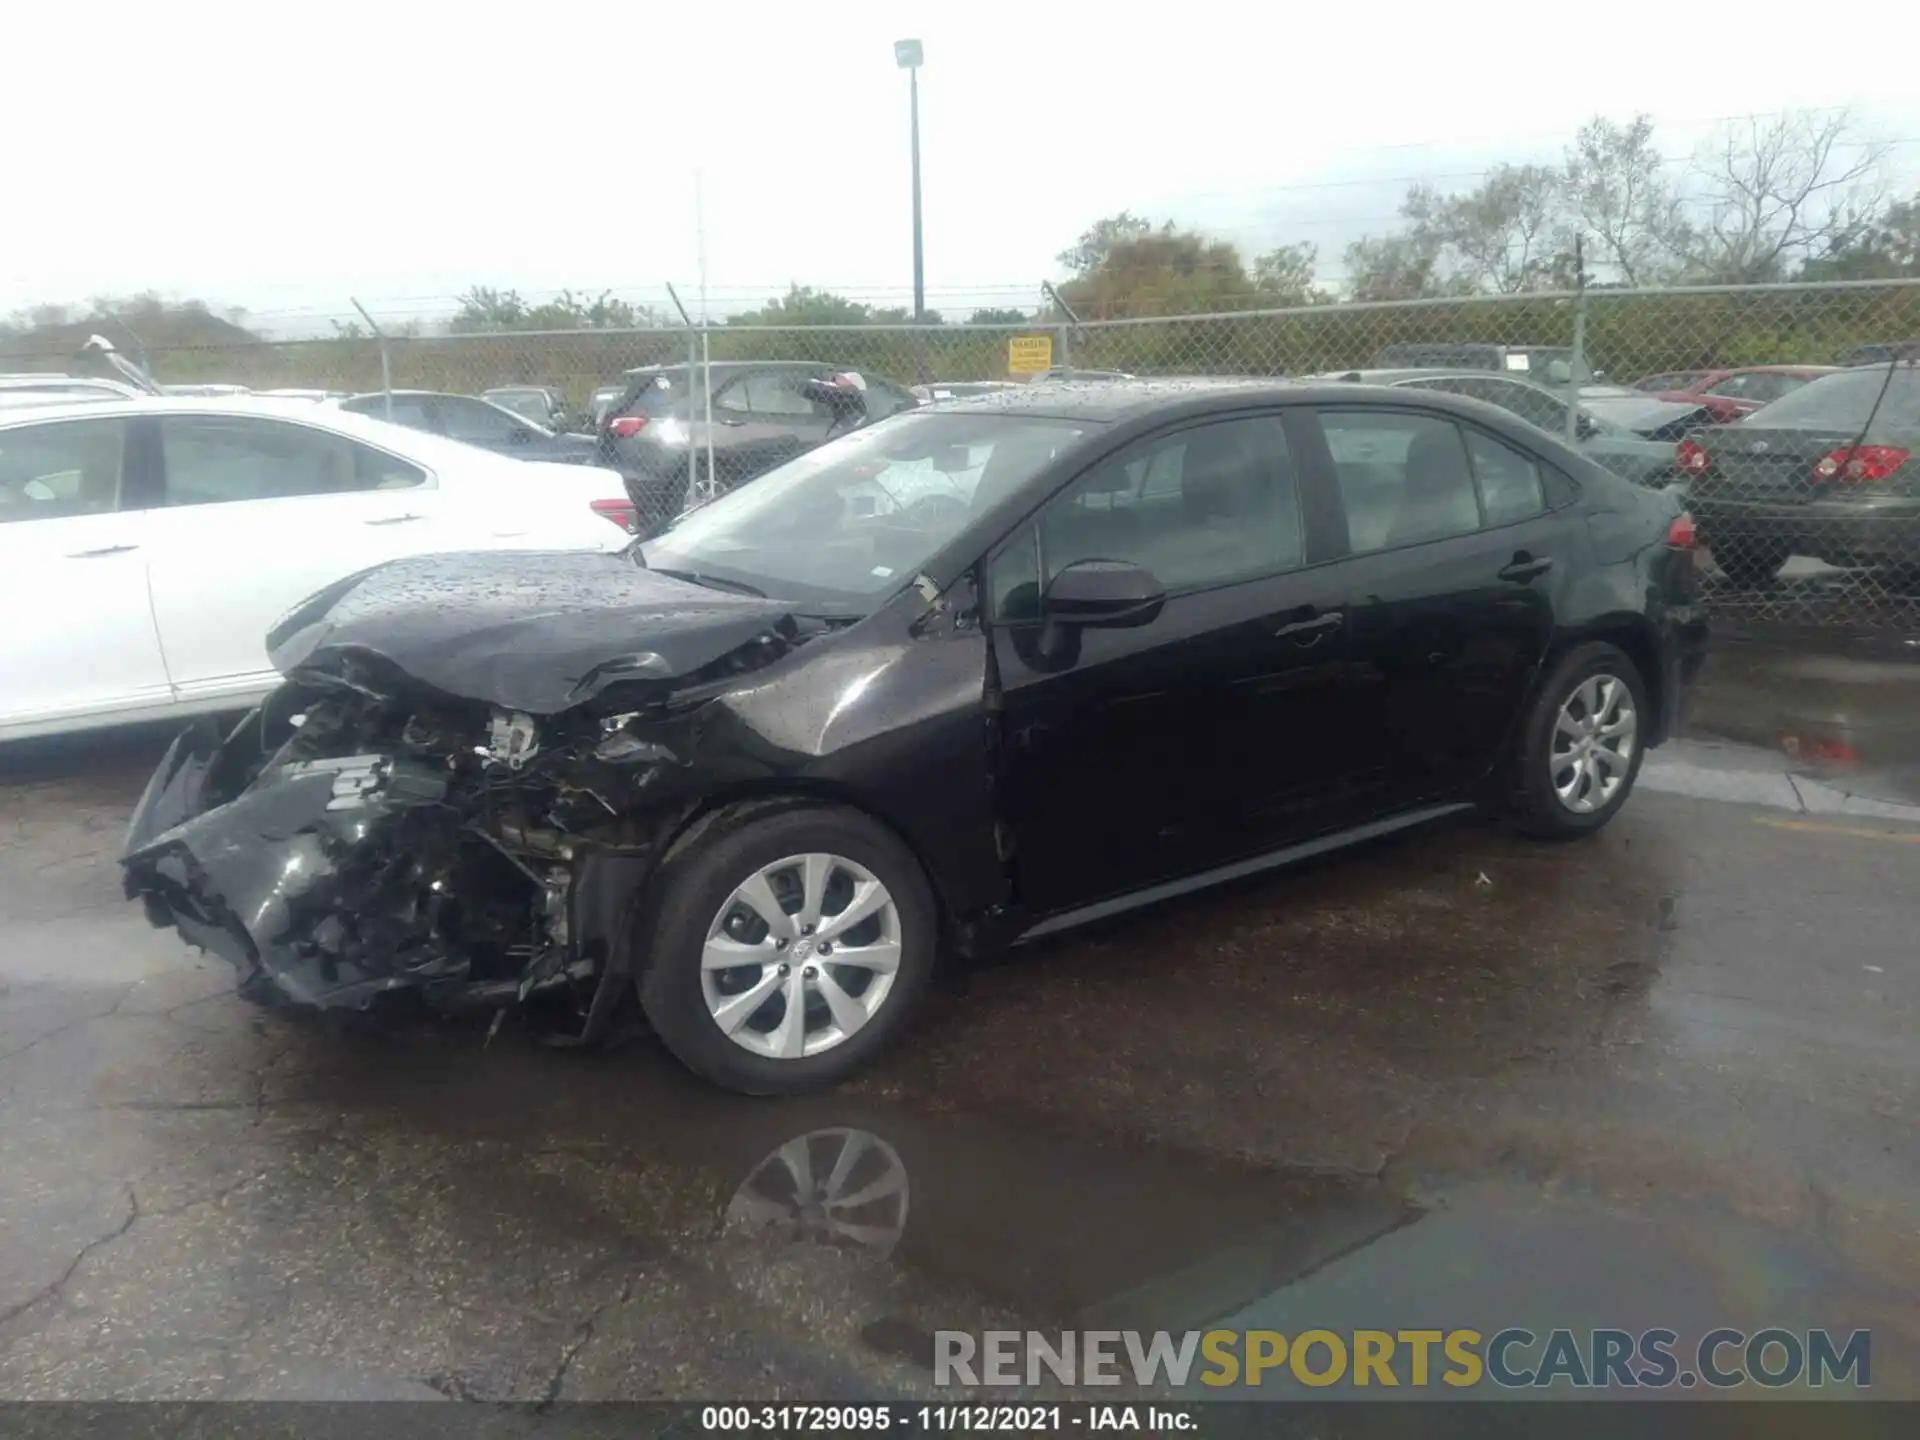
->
(700, 853), (903, 1060)
(1550, 673), (1638, 815)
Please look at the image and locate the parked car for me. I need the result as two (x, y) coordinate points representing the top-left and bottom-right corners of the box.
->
(912, 381), (1022, 402)
(1317, 369), (1692, 487)
(121, 379), (1704, 1093)
(335, 390), (600, 465)
(1370, 344), (1597, 385)
(1837, 342), (1920, 368)
(589, 384), (627, 427)
(1676, 363), (1920, 587)
(257, 388), (349, 403)
(597, 362), (920, 532)
(1037, 367), (1137, 382)
(0, 373), (143, 402)
(0, 397), (636, 742)
(162, 383), (252, 397)
(483, 385), (567, 427)
(1640, 365), (1841, 423)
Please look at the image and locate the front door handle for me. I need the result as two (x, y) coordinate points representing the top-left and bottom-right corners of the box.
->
(1275, 609), (1345, 643)
(364, 513), (425, 526)
(1498, 553), (1554, 583)
(66, 544), (139, 558)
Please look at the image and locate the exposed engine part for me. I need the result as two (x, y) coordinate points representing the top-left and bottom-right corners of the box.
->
(485, 709), (540, 770)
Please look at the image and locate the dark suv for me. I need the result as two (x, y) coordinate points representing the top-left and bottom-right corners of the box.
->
(597, 362), (918, 532)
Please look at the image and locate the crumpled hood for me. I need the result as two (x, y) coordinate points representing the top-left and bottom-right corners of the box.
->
(266, 550), (795, 713)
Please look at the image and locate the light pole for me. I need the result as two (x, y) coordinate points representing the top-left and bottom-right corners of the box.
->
(894, 38), (925, 324)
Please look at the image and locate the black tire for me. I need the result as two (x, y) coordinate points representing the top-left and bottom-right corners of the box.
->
(1508, 642), (1650, 840)
(1710, 540), (1788, 588)
(636, 803), (937, 1096)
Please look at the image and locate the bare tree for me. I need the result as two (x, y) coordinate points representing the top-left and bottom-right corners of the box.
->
(1403, 164), (1567, 293)
(1562, 114), (1692, 286)
(1687, 110), (1891, 282)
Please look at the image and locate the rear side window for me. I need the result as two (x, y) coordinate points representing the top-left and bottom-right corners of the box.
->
(728, 371), (821, 417)
(0, 417), (129, 524)
(1463, 429), (1546, 525)
(435, 396), (530, 444)
(160, 416), (424, 506)
(342, 394), (435, 430)
(1317, 411), (1483, 554)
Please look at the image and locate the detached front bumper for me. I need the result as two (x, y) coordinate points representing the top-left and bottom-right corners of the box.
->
(121, 714), (457, 1008)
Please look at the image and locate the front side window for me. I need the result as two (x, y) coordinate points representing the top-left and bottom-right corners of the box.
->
(1318, 410), (1482, 554)
(644, 411), (1088, 610)
(160, 416), (424, 506)
(1033, 415), (1305, 601)
(0, 417), (129, 524)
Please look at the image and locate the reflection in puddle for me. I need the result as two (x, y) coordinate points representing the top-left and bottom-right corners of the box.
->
(726, 1128), (911, 1260)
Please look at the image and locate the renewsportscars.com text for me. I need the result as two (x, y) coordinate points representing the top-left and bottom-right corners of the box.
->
(934, 1327), (1871, 1390)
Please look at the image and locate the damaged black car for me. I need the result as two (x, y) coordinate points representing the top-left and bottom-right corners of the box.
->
(124, 381), (1707, 1094)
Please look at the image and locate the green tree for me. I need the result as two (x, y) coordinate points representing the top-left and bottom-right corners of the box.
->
(1802, 193), (1920, 280)
(968, 306), (1032, 325)
(1056, 219), (1262, 318)
(1251, 243), (1326, 304)
(727, 285), (873, 325)
(1056, 212), (1155, 277)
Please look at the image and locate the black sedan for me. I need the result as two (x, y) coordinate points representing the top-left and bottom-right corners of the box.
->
(121, 380), (1706, 1094)
(1676, 363), (1920, 586)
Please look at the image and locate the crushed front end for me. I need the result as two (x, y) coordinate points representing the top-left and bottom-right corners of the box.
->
(121, 680), (699, 1038)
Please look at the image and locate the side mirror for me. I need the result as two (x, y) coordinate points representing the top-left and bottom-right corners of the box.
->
(1042, 559), (1166, 629)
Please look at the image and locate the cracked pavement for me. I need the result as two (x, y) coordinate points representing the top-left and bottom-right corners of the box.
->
(1, 692), (1917, 1402)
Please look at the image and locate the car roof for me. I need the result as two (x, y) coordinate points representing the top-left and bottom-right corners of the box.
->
(620, 360), (834, 378)
(1315, 367), (1561, 389)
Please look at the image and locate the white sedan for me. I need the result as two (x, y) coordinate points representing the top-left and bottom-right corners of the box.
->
(0, 396), (639, 741)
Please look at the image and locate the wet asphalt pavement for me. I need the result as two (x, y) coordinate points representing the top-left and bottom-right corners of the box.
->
(2, 644), (1917, 1404)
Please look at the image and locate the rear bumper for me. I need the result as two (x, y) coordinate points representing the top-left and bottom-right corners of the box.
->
(1692, 496), (1920, 563)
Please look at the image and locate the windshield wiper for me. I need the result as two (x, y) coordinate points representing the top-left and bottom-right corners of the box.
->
(647, 566), (768, 599)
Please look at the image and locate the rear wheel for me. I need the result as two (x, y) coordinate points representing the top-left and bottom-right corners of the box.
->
(1508, 643), (1649, 840)
(637, 804), (936, 1095)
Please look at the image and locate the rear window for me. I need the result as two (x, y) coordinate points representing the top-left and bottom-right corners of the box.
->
(614, 371), (691, 420)
(1746, 367), (1920, 434)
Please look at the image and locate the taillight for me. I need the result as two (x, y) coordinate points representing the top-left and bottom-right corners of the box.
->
(1674, 438), (1711, 474)
(1813, 445), (1910, 483)
(1666, 512), (1697, 548)
(590, 498), (638, 534)
(607, 416), (647, 439)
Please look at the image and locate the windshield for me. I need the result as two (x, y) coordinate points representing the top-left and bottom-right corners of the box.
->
(1745, 366), (1920, 433)
(641, 411), (1091, 609)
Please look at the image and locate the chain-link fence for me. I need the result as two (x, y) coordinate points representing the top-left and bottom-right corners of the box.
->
(13, 279), (1919, 637)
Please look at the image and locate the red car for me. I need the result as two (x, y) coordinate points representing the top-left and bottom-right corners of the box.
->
(1632, 365), (1841, 422)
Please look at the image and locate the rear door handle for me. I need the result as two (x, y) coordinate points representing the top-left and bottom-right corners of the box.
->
(66, 544), (139, 558)
(1275, 609), (1344, 643)
(1498, 554), (1554, 583)
(364, 513), (425, 526)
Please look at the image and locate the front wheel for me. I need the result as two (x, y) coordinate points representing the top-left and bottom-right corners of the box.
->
(637, 804), (937, 1095)
(1507, 643), (1649, 840)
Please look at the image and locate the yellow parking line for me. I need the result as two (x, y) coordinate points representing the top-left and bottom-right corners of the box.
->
(1757, 818), (1920, 844)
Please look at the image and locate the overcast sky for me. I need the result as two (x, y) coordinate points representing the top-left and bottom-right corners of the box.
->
(5, 1), (1914, 334)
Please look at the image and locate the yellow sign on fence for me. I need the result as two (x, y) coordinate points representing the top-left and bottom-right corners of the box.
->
(1007, 334), (1053, 375)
